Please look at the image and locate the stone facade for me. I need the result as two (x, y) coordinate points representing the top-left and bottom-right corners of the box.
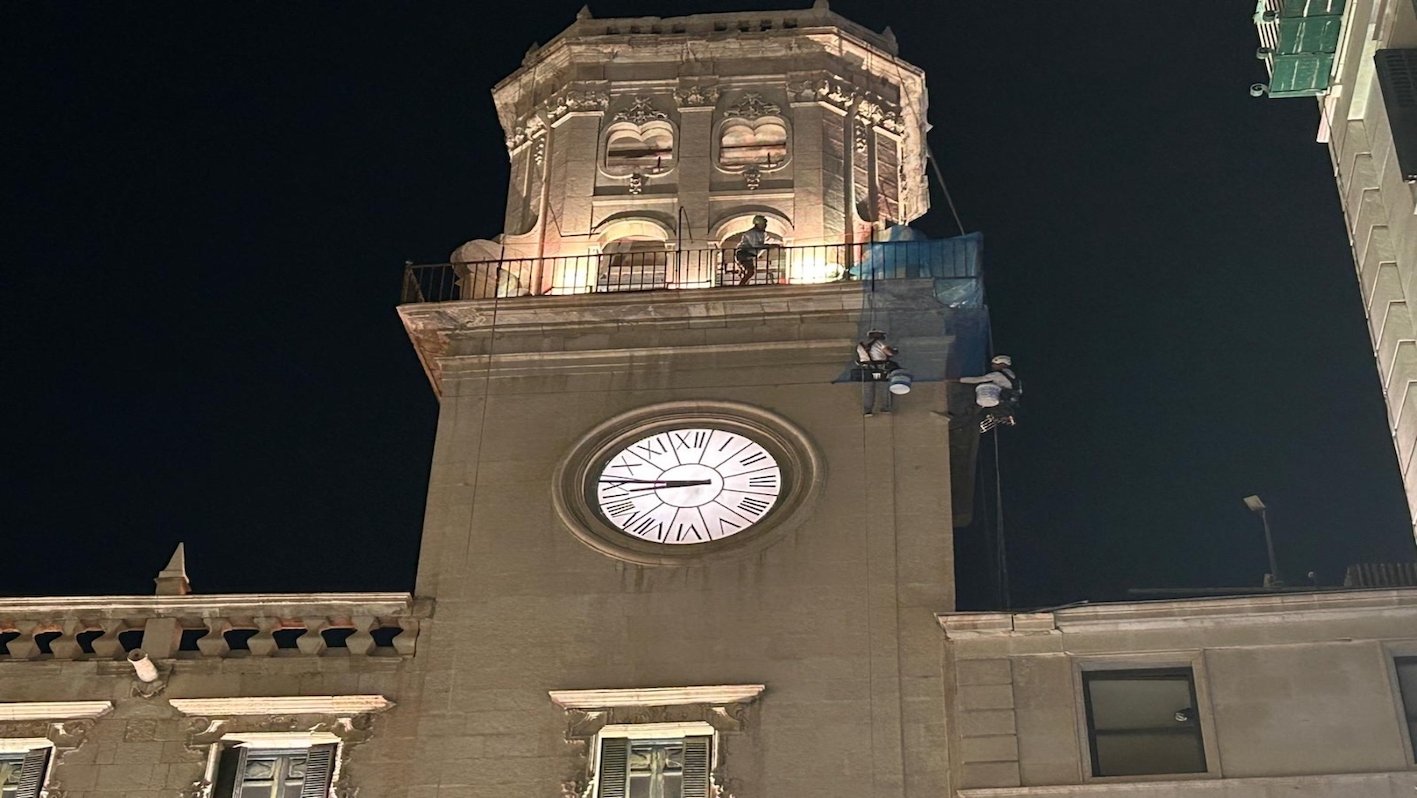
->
(938, 589), (1417, 796)
(1306, 0), (1417, 540)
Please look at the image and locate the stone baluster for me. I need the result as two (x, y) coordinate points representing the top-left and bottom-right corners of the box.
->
(392, 618), (418, 656)
(6, 620), (38, 660)
(48, 619), (83, 660)
(345, 616), (376, 656)
(246, 617), (278, 657)
(196, 618), (231, 658)
(90, 620), (125, 659)
(297, 616), (328, 656)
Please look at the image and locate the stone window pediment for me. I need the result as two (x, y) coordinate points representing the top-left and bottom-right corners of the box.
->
(602, 96), (676, 178)
(716, 94), (789, 173)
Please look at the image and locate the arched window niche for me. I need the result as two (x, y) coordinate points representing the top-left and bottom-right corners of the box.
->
(601, 96), (677, 179)
(715, 93), (790, 173)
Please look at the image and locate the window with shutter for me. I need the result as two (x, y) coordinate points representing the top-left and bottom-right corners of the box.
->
(0, 748), (51, 798)
(596, 735), (713, 798)
(212, 744), (338, 798)
(597, 737), (630, 798)
(1375, 49), (1417, 182)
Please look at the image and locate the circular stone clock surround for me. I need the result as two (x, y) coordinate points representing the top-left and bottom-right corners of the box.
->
(551, 401), (824, 566)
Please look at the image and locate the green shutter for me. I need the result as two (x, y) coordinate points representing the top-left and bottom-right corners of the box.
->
(213, 746), (247, 797)
(596, 738), (629, 798)
(13, 748), (50, 798)
(299, 744), (338, 798)
(681, 737), (711, 798)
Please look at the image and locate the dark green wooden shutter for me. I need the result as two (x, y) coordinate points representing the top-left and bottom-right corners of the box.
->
(212, 746), (247, 797)
(596, 738), (629, 798)
(299, 744), (338, 798)
(1375, 49), (1417, 181)
(13, 748), (50, 798)
(681, 737), (711, 798)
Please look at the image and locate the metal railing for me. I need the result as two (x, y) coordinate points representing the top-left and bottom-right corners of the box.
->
(402, 238), (980, 304)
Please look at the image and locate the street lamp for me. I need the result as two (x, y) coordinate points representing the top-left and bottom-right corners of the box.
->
(1242, 495), (1285, 587)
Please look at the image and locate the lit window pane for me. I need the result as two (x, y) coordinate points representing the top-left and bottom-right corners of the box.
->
(1084, 669), (1206, 777)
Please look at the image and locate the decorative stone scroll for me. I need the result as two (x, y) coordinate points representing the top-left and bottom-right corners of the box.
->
(674, 84), (721, 108)
(787, 75), (904, 135)
(550, 686), (763, 798)
(505, 83), (609, 150)
(613, 95), (670, 125)
(0, 701), (112, 795)
(723, 93), (780, 121)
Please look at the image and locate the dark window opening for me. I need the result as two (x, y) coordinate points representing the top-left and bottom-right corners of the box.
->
(1083, 668), (1206, 777)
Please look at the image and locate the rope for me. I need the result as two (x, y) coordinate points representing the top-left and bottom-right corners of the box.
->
(926, 146), (967, 237)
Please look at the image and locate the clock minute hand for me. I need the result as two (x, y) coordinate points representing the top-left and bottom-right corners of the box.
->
(623, 480), (714, 493)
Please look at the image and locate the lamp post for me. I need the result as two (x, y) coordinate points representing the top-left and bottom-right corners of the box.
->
(1242, 495), (1285, 587)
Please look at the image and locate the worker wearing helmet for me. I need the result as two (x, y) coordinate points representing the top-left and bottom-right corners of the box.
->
(733, 215), (782, 286)
(960, 354), (1021, 419)
(856, 329), (901, 416)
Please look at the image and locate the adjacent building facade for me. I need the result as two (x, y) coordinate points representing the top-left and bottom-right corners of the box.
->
(1256, 0), (1417, 539)
(939, 589), (1417, 796)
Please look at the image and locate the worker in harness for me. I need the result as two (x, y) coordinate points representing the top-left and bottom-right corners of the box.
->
(857, 329), (905, 416)
(960, 354), (1021, 431)
(734, 215), (782, 286)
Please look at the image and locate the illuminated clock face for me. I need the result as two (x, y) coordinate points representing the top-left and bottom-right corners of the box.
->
(593, 427), (783, 544)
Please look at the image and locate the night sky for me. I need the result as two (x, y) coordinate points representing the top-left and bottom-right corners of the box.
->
(5, 1), (1415, 607)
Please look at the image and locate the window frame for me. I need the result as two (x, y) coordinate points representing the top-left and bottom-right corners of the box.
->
(1391, 652), (1417, 766)
(0, 740), (53, 798)
(592, 722), (716, 798)
(205, 733), (340, 798)
(1072, 655), (1220, 783)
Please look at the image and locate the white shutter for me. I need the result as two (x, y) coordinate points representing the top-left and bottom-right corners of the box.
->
(298, 744), (337, 798)
(14, 748), (50, 798)
(681, 737), (711, 798)
(596, 737), (629, 798)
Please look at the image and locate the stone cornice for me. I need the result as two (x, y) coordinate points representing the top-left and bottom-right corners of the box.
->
(957, 771), (1417, 796)
(937, 587), (1417, 639)
(0, 592), (417, 617)
(549, 685), (765, 709)
(169, 695), (394, 717)
(0, 701), (113, 722)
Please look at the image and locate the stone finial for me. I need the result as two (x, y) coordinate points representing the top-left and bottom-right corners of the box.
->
(882, 25), (898, 51)
(155, 543), (191, 596)
(812, 0), (829, 9)
(576, 5), (592, 20)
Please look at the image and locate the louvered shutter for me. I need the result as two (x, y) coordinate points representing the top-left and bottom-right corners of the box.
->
(298, 743), (337, 798)
(681, 737), (711, 798)
(212, 746), (248, 797)
(1375, 49), (1417, 181)
(596, 737), (630, 798)
(13, 748), (50, 798)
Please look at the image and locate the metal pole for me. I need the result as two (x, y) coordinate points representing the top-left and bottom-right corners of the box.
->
(1259, 509), (1284, 587)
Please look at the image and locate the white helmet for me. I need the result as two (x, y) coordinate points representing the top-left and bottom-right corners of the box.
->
(990, 354), (1012, 367)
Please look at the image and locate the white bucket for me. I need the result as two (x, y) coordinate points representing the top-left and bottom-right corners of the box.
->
(888, 370), (913, 395)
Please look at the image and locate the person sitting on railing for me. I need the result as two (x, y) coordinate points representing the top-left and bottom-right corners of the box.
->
(856, 329), (902, 416)
(734, 215), (782, 286)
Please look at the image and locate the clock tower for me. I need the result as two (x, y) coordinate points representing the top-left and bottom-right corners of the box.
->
(398, 5), (976, 796)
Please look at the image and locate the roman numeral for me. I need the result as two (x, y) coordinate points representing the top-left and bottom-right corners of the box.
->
(632, 438), (667, 458)
(747, 475), (776, 488)
(672, 431), (708, 450)
(629, 514), (666, 541)
(605, 500), (636, 518)
(717, 517), (743, 535)
(738, 497), (770, 515)
(738, 451), (768, 467)
(675, 522), (705, 542)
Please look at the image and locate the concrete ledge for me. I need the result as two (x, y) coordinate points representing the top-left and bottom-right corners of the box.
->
(0, 700), (113, 721)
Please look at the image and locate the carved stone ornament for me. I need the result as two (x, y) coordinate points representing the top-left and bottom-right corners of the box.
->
(612, 95), (669, 125)
(787, 75), (904, 135)
(627, 172), (645, 195)
(543, 87), (610, 124)
(723, 92), (780, 121)
(854, 122), (869, 153)
(0, 718), (100, 793)
(743, 165), (762, 191)
(674, 84), (721, 108)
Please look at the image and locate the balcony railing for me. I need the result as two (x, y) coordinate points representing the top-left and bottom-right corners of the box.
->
(401, 238), (981, 304)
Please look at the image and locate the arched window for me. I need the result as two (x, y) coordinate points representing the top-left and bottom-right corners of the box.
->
(605, 120), (675, 172)
(599, 237), (669, 291)
(718, 118), (788, 168)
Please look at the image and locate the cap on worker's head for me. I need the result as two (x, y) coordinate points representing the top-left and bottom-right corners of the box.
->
(867, 328), (887, 338)
(752, 214), (768, 225)
(991, 354), (1012, 367)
